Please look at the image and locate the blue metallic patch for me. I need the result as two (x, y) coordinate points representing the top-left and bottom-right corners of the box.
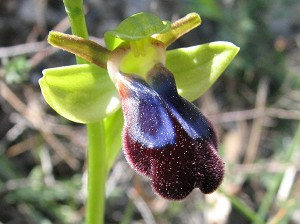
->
(148, 64), (213, 141)
(118, 75), (176, 149)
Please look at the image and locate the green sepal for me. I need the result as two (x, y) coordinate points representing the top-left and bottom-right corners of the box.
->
(104, 12), (171, 51)
(166, 41), (240, 101)
(39, 64), (120, 124)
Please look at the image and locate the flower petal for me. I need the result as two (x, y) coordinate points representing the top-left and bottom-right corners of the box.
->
(48, 31), (110, 68)
(153, 12), (201, 47)
(150, 126), (223, 200)
(117, 74), (176, 149)
(117, 65), (224, 200)
(147, 64), (223, 198)
(147, 64), (217, 146)
(118, 74), (176, 176)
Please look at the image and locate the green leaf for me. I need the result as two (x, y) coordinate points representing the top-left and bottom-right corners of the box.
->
(104, 12), (171, 50)
(39, 64), (120, 123)
(166, 41), (239, 101)
(104, 108), (123, 173)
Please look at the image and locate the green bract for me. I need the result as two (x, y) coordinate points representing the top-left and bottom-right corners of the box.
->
(104, 109), (123, 172)
(39, 12), (239, 124)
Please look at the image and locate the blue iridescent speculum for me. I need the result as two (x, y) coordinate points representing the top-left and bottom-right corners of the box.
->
(105, 12), (225, 200)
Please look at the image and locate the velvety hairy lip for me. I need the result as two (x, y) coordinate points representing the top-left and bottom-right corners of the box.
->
(117, 63), (224, 200)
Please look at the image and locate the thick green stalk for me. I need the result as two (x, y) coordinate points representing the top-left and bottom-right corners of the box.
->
(62, 0), (106, 223)
(87, 122), (106, 224)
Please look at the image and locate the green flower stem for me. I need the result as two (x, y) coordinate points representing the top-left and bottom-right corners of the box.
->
(87, 122), (106, 224)
(63, 0), (89, 64)
(63, 0), (106, 223)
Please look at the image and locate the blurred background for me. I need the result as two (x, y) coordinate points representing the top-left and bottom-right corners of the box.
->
(0, 0), (300, 223)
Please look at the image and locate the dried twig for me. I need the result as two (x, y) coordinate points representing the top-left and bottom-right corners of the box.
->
(127, 188), (157, 224)
(0, 41), (48, 58)
(0, 81), (79, 169)
(209, 108), (300, 123)
(229, 161), (300, 174)
(6, 134), (39, 157)
(244, 78), (269, 163)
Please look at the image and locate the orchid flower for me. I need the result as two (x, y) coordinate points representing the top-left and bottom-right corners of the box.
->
(39, 12), (239, 200)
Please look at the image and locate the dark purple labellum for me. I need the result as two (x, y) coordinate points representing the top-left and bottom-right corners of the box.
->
(117, 64), (224, 200)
